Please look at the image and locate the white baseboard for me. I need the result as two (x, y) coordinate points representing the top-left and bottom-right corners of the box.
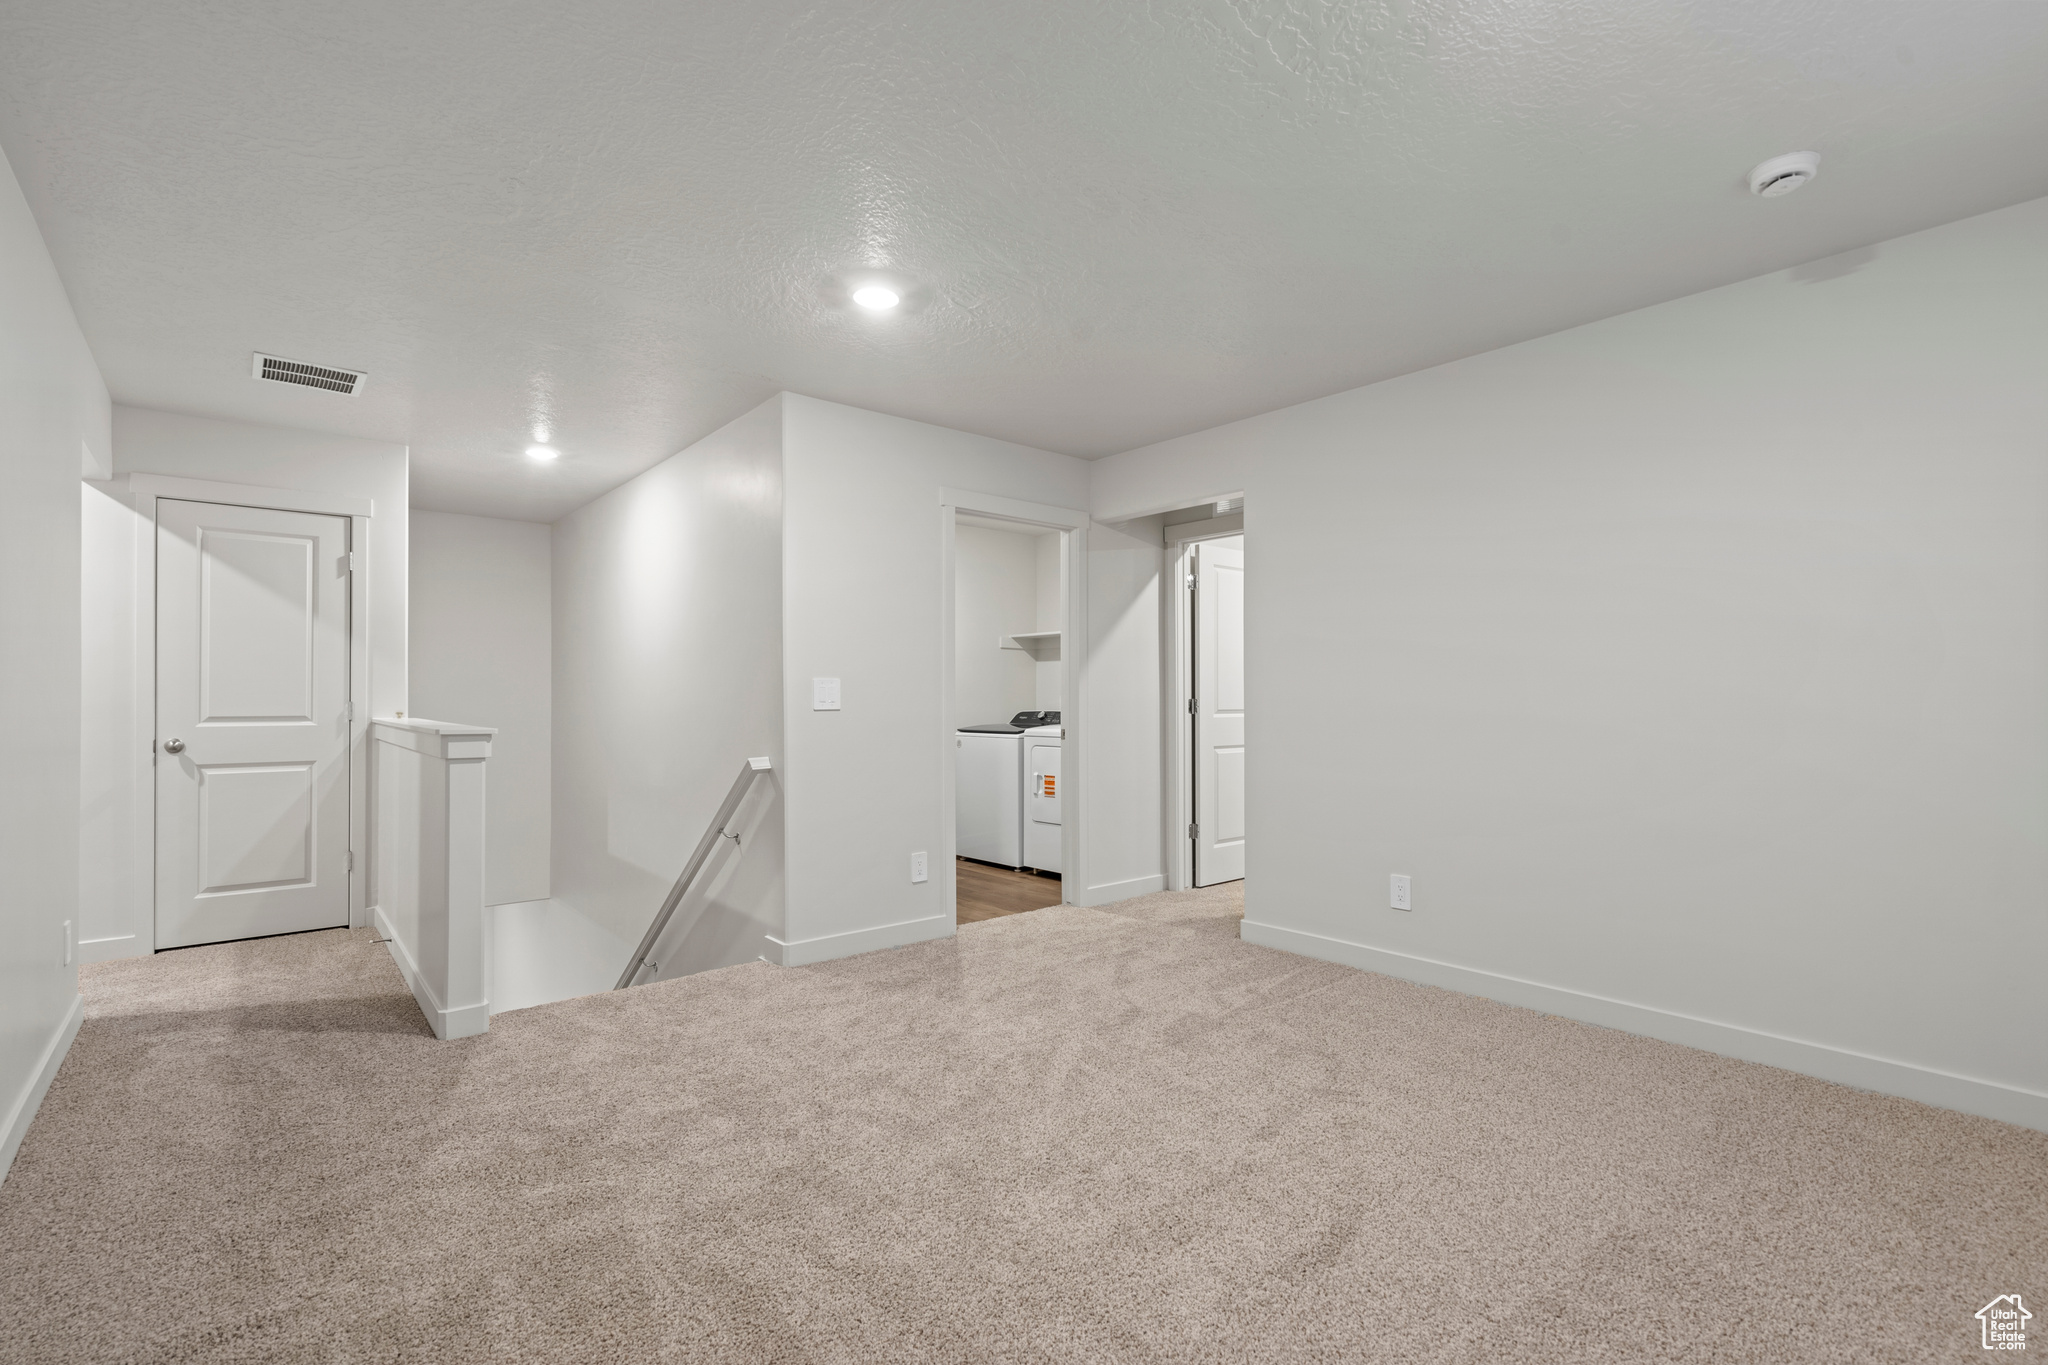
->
(77, 933), (144, 964)
(1241, 919), (2048, 1134)
(766, 914), (952, 967)
(1, 993), (86, 1186)
(371, 904), (490, 1040)
(1073, 873), (1165, 908)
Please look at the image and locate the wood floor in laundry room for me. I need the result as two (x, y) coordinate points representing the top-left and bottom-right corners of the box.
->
(954, 856), (1063, 922)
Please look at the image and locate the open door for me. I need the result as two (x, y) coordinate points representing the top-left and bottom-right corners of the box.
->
(1192, 538), (1245, 886)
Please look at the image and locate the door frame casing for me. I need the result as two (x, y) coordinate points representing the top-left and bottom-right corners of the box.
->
(112, 474), (373, 947)
(936, 488), (1089, 930)
(1162, 511), (1244, 892)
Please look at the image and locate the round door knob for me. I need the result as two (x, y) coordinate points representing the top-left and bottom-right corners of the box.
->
(162, 738), (185, 754)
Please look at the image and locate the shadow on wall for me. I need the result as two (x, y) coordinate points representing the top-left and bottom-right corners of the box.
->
(636, 773), (784, 983)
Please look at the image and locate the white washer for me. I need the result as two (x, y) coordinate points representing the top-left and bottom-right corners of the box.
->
(1023, 722), (1062, 875)
(955, 728), (1023, 867)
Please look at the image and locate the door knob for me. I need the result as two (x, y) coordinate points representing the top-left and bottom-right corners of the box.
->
(162, 738), (185, 754)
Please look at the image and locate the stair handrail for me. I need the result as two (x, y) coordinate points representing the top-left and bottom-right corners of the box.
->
(614, 756), (773, 989)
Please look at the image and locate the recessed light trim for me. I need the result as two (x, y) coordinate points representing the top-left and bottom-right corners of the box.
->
(526, 445), (560, 462)
(852, 284), (902, 312)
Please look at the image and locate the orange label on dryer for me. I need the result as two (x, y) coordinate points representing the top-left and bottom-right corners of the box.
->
(1041, 776), (1056, 796)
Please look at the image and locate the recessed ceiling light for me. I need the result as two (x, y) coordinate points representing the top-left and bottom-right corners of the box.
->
(526, 445), (559, 462)
(1749, 151), (1820, 197)
(851, 284), (902, 312)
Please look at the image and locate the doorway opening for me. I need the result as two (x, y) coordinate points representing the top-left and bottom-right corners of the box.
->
(940, 495), (1085, 927)
(1166, 508), (1245, 891)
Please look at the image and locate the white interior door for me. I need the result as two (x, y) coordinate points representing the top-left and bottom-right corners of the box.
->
(1193, 539), (1245, 886)
(156, 499), (352, 948)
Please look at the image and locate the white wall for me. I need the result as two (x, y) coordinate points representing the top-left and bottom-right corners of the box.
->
(953, 523), (1039, 724)
(1089, 195), (2048, 1130)
(112, 405), (409, 719)
(78, 482), (145, 961)
(409, 510), (551, 907)
(779, 393), (1089, 960)
(1077, 515), (1166, 905)
(1, 144), (108, 1182)
(551, 397), (785, 971)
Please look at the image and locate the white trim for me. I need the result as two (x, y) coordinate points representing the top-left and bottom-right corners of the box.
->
(936, 487), (1088, 531)
(370, 716), (495, 759)
(1073, 873), (1166, 907)
(1061, 508), (1090, 911)
(765, 914), (953, 967)
(347, 514), (371, 928)
(118, 472), (373, 519)
(1, 994), (85, 1186)
(937, 505), (959, 927)
(936, 489), (1091, 924)
(1162, 511), (1243, 545)
(1240, 919), (2048, 1134)
(1165, 537), (1193, 891)
(77, 933), (140, 965)
(1096, 488), (1247, 526)
(1162, 515), (1246, 891)
(373, 903), (489, 1040)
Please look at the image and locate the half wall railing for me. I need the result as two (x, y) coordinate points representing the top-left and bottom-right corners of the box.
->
(369, 717), (495, 1039)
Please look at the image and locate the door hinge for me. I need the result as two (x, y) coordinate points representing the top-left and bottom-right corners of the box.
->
(346, 849), (355, 872)
(345, 551), (361, 574)
(345, 700), (354, 721)
(1188, 822), (1199, 840)
(1187, 697), (1197, 714)
(1186, 573), (1196, 590)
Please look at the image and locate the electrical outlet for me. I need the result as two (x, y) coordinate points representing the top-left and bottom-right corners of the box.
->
(910, 851), (929, 884)
(1390, 874), (1411, 911)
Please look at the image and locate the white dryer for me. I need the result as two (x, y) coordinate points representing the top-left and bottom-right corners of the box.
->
(1023, 720), (1062, 875)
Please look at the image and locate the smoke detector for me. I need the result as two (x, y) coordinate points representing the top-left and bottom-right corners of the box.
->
(252, 352), (366, 395)
(1749, 151), (1820, 198)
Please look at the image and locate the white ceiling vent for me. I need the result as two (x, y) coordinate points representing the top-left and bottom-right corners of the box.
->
(252, 352), (366, 396)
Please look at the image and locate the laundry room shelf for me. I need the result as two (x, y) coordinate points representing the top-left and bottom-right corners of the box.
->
(1005, 631), (1062, 660)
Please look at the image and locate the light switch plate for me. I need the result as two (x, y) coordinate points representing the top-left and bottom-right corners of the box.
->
(911, 851), (929, 883)
(812, 677), (841, 711)
(1390, 874), (1411, 911)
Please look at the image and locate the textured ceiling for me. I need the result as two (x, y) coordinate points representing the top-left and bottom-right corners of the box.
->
(3, 2), (2047, 521)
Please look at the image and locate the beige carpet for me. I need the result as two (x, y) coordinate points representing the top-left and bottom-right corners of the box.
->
(2, 884), (2043, 1363)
